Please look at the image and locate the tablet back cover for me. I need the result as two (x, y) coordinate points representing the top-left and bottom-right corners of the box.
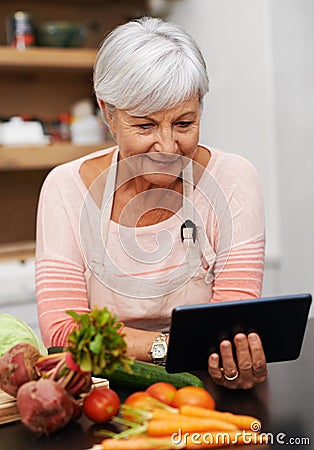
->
(166, 294), (312, 373)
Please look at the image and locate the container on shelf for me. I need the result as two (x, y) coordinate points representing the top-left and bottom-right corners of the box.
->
(70, 99), (106, 145)
(48, 113), (71, 143)
(58, 112), (71, 141)
(6, 11), (35, 50)
(34, 21), (87, 48)
(0, 117), (48, 146)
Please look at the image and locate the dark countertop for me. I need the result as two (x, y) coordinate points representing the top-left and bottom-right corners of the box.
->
(0, 318), (313, 450)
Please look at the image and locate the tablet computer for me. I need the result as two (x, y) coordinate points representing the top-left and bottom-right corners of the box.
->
(166, 293), (312, 373)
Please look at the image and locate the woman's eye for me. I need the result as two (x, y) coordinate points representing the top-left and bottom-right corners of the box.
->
(137, 123), (153, 130)
(177, 121), (193, 128)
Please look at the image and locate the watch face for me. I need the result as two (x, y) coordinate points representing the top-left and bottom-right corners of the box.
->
(152, 343), (167, 358)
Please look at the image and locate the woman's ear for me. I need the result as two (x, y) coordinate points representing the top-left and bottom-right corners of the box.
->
(97, 99), (111, 123)
(97, 99), (115, 130)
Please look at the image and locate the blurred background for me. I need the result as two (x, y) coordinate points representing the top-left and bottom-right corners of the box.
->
(166, 0), (314, 315)
(0, 0), (313, 336)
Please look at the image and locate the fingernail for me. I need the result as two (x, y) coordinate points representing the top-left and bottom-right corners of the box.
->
(250, 334), (258, 342)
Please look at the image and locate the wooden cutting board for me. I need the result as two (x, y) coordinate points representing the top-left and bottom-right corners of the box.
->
(0, 377), (109, 425)
(0, 389), (18, 424)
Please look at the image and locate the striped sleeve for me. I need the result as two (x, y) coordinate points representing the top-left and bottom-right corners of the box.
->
(36, 259), (90, 348)
(35, 164), (91, 348)
(211, 238), (265, 301)
(207, 151), (266, 302)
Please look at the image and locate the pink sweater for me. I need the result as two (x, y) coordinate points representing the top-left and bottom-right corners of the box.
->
(35, 145), (265, 347)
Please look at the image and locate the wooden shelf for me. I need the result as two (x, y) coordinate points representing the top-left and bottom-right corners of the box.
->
(0, 46), (97, 69)
(0, 141), (115, 171)
(0, 241), (36, 262)
(0, 0), (149, 262)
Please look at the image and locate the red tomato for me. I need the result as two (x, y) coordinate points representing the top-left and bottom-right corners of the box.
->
(171, 386), (215, 410)
(146, 382), (177, 405)
(83, 387), (120, 423)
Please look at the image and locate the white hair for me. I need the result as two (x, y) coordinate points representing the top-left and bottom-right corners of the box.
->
(93, 16), (209, 117)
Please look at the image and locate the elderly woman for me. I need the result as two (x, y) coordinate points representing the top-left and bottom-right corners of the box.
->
(36, 17), (267, 389)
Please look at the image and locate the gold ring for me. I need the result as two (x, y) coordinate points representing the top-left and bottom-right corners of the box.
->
(223, 370), (239, 381)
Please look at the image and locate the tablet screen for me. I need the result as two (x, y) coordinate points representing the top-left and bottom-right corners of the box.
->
(166, 294), (312, 373)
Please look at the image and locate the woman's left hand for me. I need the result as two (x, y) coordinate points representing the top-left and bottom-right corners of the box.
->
(208, 332), (267, 389)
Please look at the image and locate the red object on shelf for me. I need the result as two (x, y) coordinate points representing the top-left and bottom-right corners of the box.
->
(6, 11), (35, 50)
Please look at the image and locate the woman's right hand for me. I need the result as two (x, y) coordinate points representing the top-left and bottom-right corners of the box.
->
(208, 332), (268, 389)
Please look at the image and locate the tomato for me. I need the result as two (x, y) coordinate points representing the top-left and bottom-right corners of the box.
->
(123, 391), (158, 411)
(146, 382), (177, 405)
(122, 391), (162, 421)
(83, 387), (120, 423)
(171, 386), (215, 410)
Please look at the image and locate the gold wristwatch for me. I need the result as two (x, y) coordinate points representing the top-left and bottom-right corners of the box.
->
(149, 333), (169, 365)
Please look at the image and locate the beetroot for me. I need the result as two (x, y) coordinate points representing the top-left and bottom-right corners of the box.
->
(17, 378), (81, 434)
(0, 343), (40, 396)
(36, 351), (93, 398)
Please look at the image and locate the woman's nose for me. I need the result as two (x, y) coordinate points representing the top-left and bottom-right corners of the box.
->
(154, 129), (177, 153)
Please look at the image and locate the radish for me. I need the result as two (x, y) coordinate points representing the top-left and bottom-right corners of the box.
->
(0, 343), (40, 397)
(17, 378), (81, 434)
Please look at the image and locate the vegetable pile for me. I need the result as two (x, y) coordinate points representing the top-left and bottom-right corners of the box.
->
(0, 311), (269, 448)
(0, 307), (131, 434)
(88, 382), (269, 449)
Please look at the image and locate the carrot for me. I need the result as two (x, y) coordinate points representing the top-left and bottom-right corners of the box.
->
(147, 417), (238, 437)
(181, 430), (270, 448)
(150, 409), (181, 421)
(122, 403), (255, 426)
(100, 430), (269, 449)
(100, 436), (185, 449)
(179, 405), (261, 430)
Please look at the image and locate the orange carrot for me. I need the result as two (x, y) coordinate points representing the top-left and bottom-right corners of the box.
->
(101, 436), (185, 449)
(150, 409), (181, 421)
(179, 405), (261, 430)
(120, 404), (179, 423)
(100, 431), (269, 449)
(147, 417), (238, 437)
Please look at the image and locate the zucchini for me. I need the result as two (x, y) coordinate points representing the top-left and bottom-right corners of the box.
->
(101, 360), (204, 390)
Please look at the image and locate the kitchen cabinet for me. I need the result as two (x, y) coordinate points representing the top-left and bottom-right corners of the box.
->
(0, 0), (150, 261)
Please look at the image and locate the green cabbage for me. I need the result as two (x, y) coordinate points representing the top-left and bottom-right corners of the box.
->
(0, 314), (47, 357)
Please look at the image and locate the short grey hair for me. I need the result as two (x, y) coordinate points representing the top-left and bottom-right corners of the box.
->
(93, 16), (209, 117)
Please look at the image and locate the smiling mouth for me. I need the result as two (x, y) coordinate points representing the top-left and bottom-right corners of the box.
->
(145, 155), (181, 165)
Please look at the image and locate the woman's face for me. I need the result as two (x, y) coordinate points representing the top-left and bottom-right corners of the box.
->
(103, 96), (201, 189)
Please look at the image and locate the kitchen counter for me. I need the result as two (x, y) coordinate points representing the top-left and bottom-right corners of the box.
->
(0, 318), (313, 450)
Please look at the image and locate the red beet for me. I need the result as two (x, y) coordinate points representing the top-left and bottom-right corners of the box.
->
(17, 378), (81, 434)
(0, 343), (40, 397)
